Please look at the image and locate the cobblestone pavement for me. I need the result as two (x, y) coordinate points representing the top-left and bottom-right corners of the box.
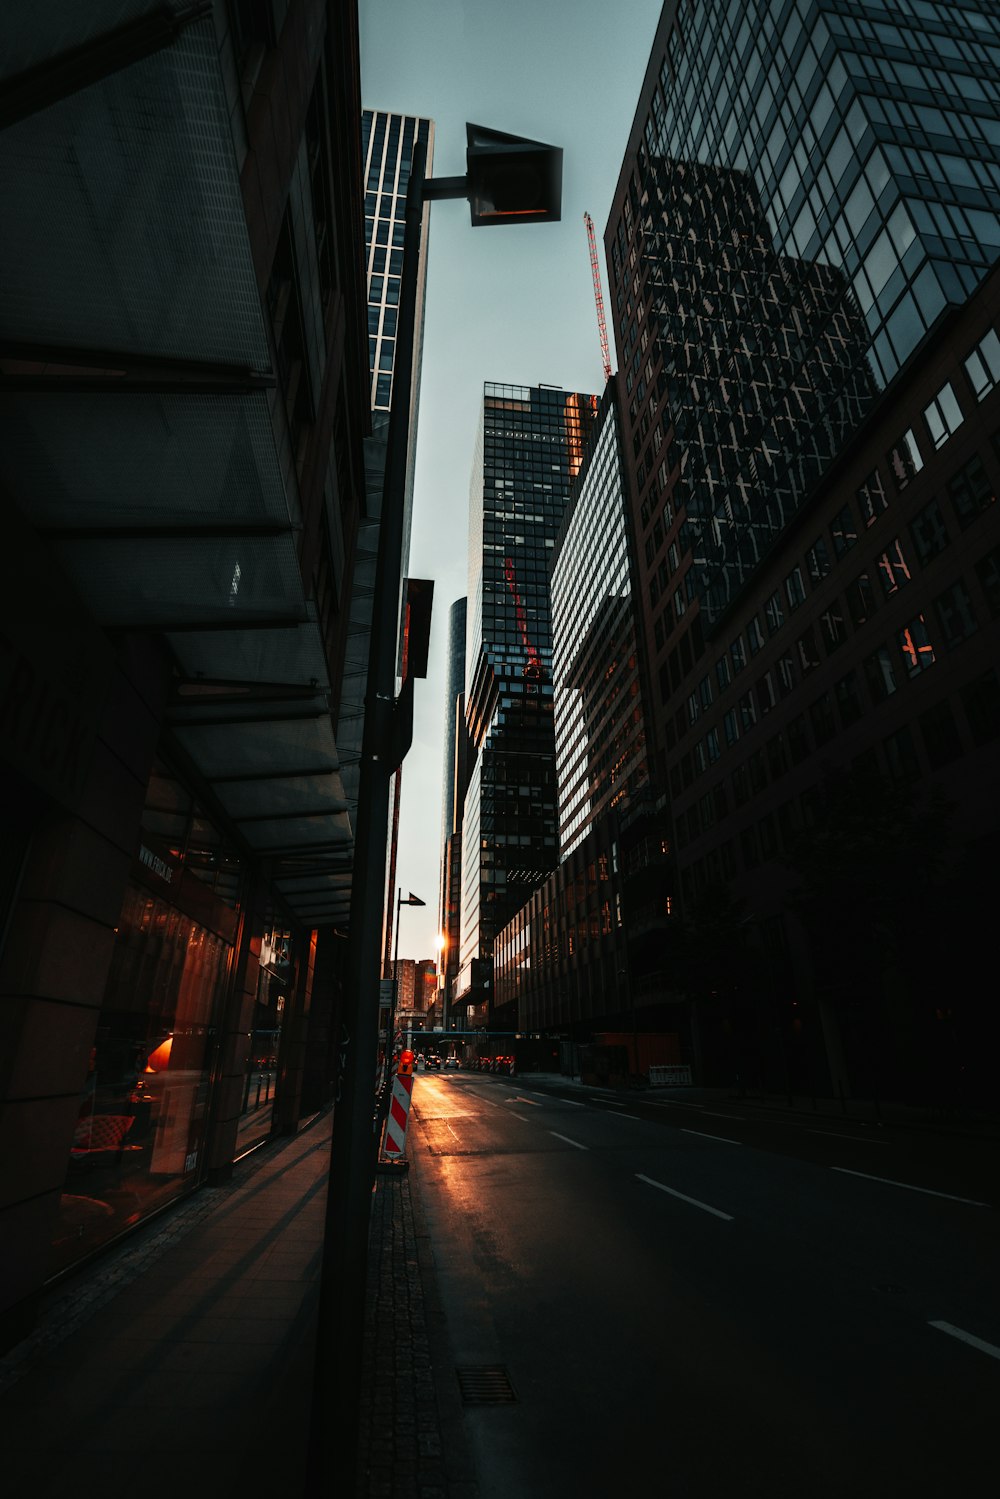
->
(357, 1166), (478, 1499)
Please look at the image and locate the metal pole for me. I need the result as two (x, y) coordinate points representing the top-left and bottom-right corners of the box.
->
(305, 140), (428, 1495)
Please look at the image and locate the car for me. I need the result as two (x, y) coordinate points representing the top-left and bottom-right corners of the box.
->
(424, 1055), (441, 1071)
(443, 1056), (459, 1071)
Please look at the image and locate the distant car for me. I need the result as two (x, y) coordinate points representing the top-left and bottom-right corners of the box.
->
(443, 1056), (459, 1071)
(424, 1055), (441, 1071)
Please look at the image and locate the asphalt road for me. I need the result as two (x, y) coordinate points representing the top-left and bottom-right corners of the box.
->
(408, 1073), (999, 1498)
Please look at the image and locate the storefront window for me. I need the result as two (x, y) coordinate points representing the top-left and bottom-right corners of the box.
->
(236, 925), (294, 1153)
(53, 887), (233, 1271)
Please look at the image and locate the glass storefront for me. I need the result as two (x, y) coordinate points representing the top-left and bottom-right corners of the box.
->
(236, 924), (294, 1154)
(52, 760), (241, 1272)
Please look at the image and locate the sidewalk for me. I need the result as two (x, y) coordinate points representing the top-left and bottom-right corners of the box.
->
(0, 1111), (476, 1499)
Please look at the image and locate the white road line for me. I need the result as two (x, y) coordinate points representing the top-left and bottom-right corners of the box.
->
(701, 1110), (745, 1120)
(590, 1097), (625, 1106)
(636, 1174), (734, 1220)
(559, 1098), (586, 1108)
(682, 1128), (743, 1146)
(928, 1321), (1000, 1362)
(617, 1113), (641, 1121)
(646, 1100), (704, 1110)
(549, 1131), (588, 1150)
(804, 1127), (887, 1145)
(832, 1168), (990, 1207)
(510, 1112), (531, 1123)
(513, 1097), (541, 1107)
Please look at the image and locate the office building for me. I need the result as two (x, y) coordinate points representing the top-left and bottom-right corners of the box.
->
(603, 0), (1000, 1098)
(357, 110), (434, 975)
(455, 383), (598, 1026)
(0, 1), (370, 1345)
(438, 597), (469, 1009)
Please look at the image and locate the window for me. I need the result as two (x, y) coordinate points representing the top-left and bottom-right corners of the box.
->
(796, 627), (821, 673)
(756, 672), (777, 717)
(785, 566), (807, 610)
(947, 454), (995, 529)
(876, 538), (912, 597)
(830, 503), (858, 558)
(698, 675), (713, 711)
(765, 590), (784, 635)
(883, 724), (920, 779)
(847, 571), (877, 628)
(864, 646), (897, 703)
(723, 708), (740, 746)
(706, 728), (722, 764)
(909, 497), (950, 563)
(731, 762), (749, 806)
(899, 614), (936, 677)
(856, 470), (888, 528)
(975, 544), (1000, 616)
(746, 616), (765, 655)
(715, 654), (732, 691)
(738, 691), (757, 731)
(777, 654), (795, 697)
(730, 636), (747, 674)
(964, 327), (1000, 401)
(835, 670), (864, 727)
(819, 601), (847, 654)
(923, 381), (965, 450)
(805, 535), (832, 585)
(787, 713), (810, 765)
(766, 733), (788, 780)
(960, 670), (1000, 747)
(687, 693), (700, 727)
(887, 428), (924, 490)
(918, 700), (963, 770)
(808, 693), (837, 746)
(933, 579), (978, 649)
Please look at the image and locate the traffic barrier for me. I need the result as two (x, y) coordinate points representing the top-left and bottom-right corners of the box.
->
(381, 1070), (414, 1158)
(649, 1064), (693, 1087)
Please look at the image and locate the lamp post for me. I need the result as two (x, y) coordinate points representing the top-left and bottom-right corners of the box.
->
(388, 889), (426, 1073)
(307, 122), (564, 1494)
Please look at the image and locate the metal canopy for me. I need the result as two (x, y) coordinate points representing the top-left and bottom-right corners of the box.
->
(0, 12), (359, 928)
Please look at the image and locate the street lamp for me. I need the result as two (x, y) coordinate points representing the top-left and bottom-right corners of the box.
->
(388, 889), (426, 1070)
(308, 122), (563, 1492)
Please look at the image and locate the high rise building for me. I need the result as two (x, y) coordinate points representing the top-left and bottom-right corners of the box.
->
(603, 0), (1000, 1100)
(357, 110), (434, 977)
(552, 381), (651, 855)
(456, 383), (598, 1025)
(438, 597), (469, 1010)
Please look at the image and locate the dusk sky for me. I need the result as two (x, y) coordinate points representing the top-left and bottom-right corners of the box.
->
(360, 0), (663, 956)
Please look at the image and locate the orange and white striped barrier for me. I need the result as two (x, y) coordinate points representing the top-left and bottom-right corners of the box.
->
(381, 1070), (414, 1159)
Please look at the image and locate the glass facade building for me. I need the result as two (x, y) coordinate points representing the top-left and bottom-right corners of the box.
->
(456, 384), (598, 1020)
(609, 0), (1000, 623)
(438, 596), (469, 1007)
(552, 383), (650, 857)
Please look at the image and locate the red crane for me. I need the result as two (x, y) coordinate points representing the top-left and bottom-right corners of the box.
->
(584, 211), (612, 386)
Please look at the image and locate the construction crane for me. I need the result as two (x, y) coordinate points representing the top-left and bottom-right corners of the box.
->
(584, 211), (612, 386)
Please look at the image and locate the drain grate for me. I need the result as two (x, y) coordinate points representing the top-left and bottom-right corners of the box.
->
(456, 1365), (518, 1405)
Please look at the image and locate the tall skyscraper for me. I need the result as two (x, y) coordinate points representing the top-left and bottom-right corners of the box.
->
(552, 380), (651, 856)
(456, 383), (598, 1025)
(438, 597), (469, 1011)
(356, 110), (434, 974)
(602, 0), (1000, 1100)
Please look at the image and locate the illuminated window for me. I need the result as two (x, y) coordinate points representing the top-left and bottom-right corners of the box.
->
(856, 470), (888, 528)
(876, 538), (912, 597)
(899, 614), (936, 677)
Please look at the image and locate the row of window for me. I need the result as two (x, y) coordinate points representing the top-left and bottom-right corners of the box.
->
(678, 664), (1000, 902)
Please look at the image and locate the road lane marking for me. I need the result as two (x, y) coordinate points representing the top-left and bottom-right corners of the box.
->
(558, 1098), (586, 1107)
(832, 1168), (990, 1207)
(646, 1100), (704, 1110)
(513, 1097), (541, 1106)
(636, 1174), (734, 1220)
(682, 1128), (743, 1146)
(701, 1110), (745, 1120)
(618, 1113), (641, 1121)
(549, 1131), (588, 1150)
(510, 1112), (531, 1123)
(590, 1097), (625, 1106)
(928, 1321), (1000, 1362)
(803, 1127), (887, 1145)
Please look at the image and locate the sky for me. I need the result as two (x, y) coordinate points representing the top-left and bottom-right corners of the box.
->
(360, 0), (664, 957)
